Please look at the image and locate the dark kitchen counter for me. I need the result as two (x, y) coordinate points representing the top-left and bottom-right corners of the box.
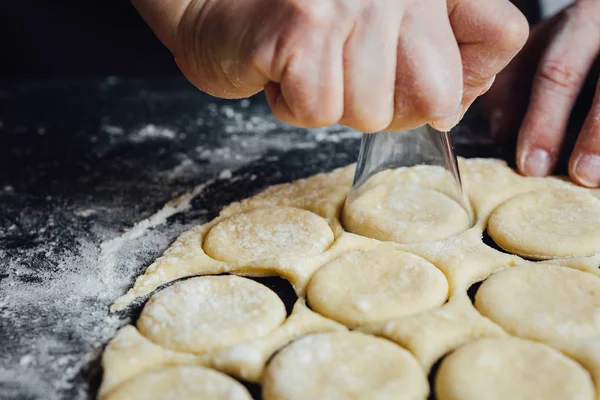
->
(0, 76), (501, 400)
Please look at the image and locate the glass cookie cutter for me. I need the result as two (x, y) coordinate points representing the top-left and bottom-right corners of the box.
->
(342, 126), (475, 244)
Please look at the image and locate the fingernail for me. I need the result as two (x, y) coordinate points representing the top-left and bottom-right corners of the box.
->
(522, 148), (551, 177)
(574, 153), (600, 187)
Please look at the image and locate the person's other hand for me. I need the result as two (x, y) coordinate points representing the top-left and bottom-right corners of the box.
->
(481, 0), (600, 187)
(133, 0), (527, 133)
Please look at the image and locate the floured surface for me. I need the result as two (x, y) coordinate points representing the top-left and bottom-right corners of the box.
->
(98, 156), (600, 399)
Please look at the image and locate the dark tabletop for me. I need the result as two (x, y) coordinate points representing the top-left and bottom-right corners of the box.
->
(0, 76), (516, 400)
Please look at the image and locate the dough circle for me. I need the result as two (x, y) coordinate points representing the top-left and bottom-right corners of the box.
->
(204, 206), (334, 263)
(307, 248), (448, 326)
(435, 337), (595, 400)
(342, 182), (470, 244)
(488, 188), (600, 259)
(137, 275), (286, 353)
(262, 331), (429, 400)
(475, 265), (600, 341)
(104, 365), (252, 400)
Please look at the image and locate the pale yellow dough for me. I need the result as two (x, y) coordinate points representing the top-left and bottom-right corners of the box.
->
(104, 366), (252, 400)
(307, 247), (448, 326)
(488, 188), (600, 259)
(435, 337), (595, 400)
(137, 275), (286, 353)
(101, 159), (600, 399)
(475, 264), (600, 342)
(342, 182), (471, 244)
(204, 206), (334, 263)
(262, 331), (429, 400)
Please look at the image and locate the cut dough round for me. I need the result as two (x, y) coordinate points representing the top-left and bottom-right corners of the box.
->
(262, 331), (428, 400)
(204, 207), (334, 263)
(488, 188), (600, 259)
(137, 275), (286, 353)
(475, 265), (600, 341)
(342, 182), (471, 244)
(104, 365), (252, 400)
(435, 337), (595, 400)
(307, 248), (448, 326)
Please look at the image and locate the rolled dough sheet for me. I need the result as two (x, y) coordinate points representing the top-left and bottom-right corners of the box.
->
(99, 158), (600, 399)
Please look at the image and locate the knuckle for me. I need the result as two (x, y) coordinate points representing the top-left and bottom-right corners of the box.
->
(294, 100), (342, 128)
(288, 0), (354, 28)
(537, 60), (585, 95)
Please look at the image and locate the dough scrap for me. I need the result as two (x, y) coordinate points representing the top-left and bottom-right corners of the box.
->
(210, 298), (347, 382)
(262, 331), (429, 400)
(435, 337), (595, 400)
(104, 365), (252, 400)
(343, 182), (471, 244)
(360, 292), (506, 371)
(307, 247), (448, 326)
(475, 264), (600, 342)
(488, 188), (600, 259)
(137, 275), (286, 353)
(204, 206), (334, 263)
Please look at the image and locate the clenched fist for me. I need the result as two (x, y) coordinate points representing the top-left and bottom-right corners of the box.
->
(133, 0), (528, 132)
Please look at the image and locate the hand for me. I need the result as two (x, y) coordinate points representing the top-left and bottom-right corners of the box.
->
(481, 0), (600, 187)
(133, 0), (527, 133)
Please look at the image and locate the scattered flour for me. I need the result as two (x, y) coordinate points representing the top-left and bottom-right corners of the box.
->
(219, 169), (233, 180)
(0, 168), (231, 400)
(73, 209), (97, 218)
(130, 124), (177, 142)
(101, 125), (125, 136)
(166, 158), (202, 182)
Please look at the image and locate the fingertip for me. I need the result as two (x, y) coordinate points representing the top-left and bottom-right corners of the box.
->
(429, 108), (462, 132)
(570, 153), (600, 188)
(500, 9), (530, 53)
(517, 146), (553, 177)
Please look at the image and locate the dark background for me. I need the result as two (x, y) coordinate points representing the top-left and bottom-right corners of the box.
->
(0, 0), (180, 80)
(0, 0), (542, 81)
